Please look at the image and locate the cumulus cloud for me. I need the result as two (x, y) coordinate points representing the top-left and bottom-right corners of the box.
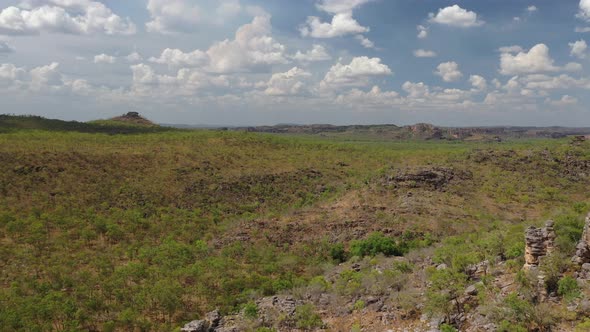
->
(0, 1), (136, 35)
(94, 54), (116, 64)
(149, 48), (208, 67)
(335, 85), (400, 108)
(417, 25), (428, 39)
(300, 13), (369, 38)
(435, 61), (463, 82)
(579, 0), (590, 22)
(469, 75), (487, 91)
(547, 95), (578, 106)
(413, 49), (437, 58)
(527, 5), (538, 12)
(206, 15), (288, 73)
(29, 62), (62, 89)
(292, 44), (331, 63)
(125, 52), (143, 63)
(428, 5), (484, 28)
(146, 0), (201, 33)
(130, 63), (230, 95)
(300, 0), (370, 38)
(321, 56), (392, 89)
(570, 39), (588, 59)
(263, 67), (311, 96)
(0, 63), (25, 82)
(499, 44), (559, 75)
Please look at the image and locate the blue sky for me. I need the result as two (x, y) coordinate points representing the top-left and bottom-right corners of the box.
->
(1, 0), (590, 126)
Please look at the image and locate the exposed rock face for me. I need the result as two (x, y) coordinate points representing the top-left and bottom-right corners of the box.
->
(523, 220), (556, 271)
(573, 213), (590, 266)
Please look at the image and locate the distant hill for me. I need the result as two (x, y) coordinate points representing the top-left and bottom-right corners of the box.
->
(105, 112), (156, 126)
(0, 113), (171, 134)
(232, 123), (590, 141)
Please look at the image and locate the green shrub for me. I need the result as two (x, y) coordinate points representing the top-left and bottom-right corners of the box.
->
(330, 243), (348, 263)
(349, 232), (405, 257)
(557, 276), (580, 301)
(243, 302), (258, 319)
(440, 324), (458, 332)
(294, 304), (323, 330)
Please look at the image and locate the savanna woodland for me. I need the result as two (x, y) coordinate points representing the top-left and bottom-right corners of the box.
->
(2, 115), (590, 331)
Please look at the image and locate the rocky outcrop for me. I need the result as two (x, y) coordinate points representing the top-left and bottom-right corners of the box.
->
(181, 309), (221, 332)
(523, 221), (556, 271)
(573, 213), (590, 266)
(384, 167), (472, 190)
(181, 296), (319, 332)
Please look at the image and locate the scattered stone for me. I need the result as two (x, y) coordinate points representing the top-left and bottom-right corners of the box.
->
(436, 263), (448, 270)
(465, 285), (478, 296)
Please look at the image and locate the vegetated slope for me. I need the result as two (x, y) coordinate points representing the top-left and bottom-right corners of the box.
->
(0, 114), (170, 134)
(1, 128), (590, 331)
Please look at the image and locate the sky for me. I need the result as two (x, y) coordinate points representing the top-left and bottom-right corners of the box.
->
(1, 0), (590, 126)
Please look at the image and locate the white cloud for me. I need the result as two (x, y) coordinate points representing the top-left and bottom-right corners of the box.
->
(300, 0), (370, 38)
(547, 95), (578, 106)
(527, 5), (538, 12)
(579, 0), (590, 22)
(570, 39), (588, 59)
(413, 49), (437, 58)
(498, 45), (524, 53)
(435, 61), (462, 82)
(575, 27), (590, 33)
(125, 52), (143, 63)
(417, 25), (428, 39)
(0, 63), (25, 82)
(263, 67), (311, 96)
(335, 85), (400, 108)
(321, 56), (392, 89)
(0, 2), (136, 35)
(428, 5), (484, 28)
(300, 12), (369, 38)
(206, 15), (288, 73)
(499, 44), (559, 75)
(149, 48), (207, 67)
(30, 62), (62, 89)
(146, 0), (201, 34)
(315, 0), (372, 14)
(292, 44), (331, 63)
(94, 54), (116, 64)
(469, 75), (487, 91)
(356, 35), (375, 48)
(520, 74), (590, 90)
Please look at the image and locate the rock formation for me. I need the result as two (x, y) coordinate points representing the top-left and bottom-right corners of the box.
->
(573, 213), (590, 266)
(523, 220), (556, 271)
